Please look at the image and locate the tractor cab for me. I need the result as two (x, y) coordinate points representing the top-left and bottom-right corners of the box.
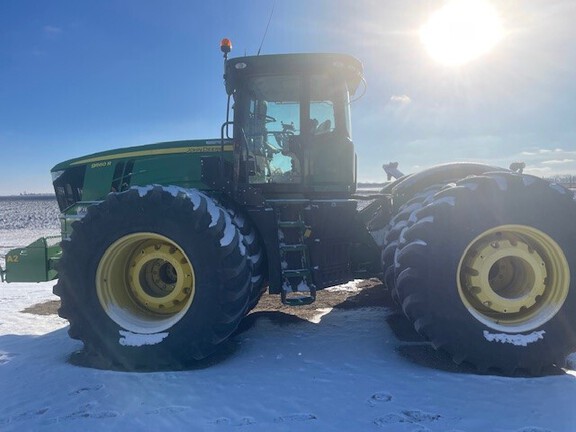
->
(220, 46), (363, 197)
(205, 44), (371, 304)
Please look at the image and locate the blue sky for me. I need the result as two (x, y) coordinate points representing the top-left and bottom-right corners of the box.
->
(1, 0), (575, 194)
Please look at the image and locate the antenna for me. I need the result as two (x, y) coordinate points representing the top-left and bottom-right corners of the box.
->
(257, 0), (276, 56)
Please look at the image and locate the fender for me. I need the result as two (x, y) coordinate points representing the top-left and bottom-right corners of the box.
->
(390, 162), (509, 209)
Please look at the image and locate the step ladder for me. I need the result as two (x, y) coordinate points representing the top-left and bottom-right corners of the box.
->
(269, 200), (317, 306)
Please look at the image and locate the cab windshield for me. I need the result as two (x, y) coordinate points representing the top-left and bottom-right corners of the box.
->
(239, 74), (349, 184)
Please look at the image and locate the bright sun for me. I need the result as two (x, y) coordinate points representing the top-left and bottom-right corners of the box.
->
(420, 0), (505, 66)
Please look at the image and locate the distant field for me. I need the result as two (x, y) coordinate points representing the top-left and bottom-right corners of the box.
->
(0, 198), (60, 231)
(0, 195), (56, 201)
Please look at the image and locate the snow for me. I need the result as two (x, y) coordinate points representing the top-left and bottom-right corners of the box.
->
(219, 215), (237, 248)
(483, 330), (546, 347)
(136, 185), (155, 198)
(296, 280), (311, 292)
(136, 188), (241, 251)
(232, 214), (246, 230)
(3, 208), (576, 431)
(244, 231), (256, 245)
(119, 330), (169, 347)
(205, 195), (222, 228)
(3, 281), (576, 431)
(325, 280), (364, 293)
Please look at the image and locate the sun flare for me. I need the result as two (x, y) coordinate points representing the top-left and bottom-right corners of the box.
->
(420, 0), (504, 66)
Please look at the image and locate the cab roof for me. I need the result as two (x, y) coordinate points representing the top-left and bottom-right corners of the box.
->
(224, 53), (363, 96)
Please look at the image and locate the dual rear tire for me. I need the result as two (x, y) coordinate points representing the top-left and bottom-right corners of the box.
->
(389, 173), (576, 374)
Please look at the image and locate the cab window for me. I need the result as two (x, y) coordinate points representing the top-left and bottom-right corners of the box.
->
(243, 75), (302, 184)
(240, 73), (344, 184)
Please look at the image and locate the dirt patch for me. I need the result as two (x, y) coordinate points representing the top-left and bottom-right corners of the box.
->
(21, 300), (61, 316)
(250, 278), (391, 321)
(21, 278), (391, 319)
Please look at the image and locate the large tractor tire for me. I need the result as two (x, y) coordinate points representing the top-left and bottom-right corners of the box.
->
(394, 172), (576, 374)
(225, 205), (267, 311)
(53, 186), (251, 369)
(381, 185), (443, 298)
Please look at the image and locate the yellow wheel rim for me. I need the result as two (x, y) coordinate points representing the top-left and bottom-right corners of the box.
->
(96, 233), (196, 333)
(457, 225), (569, 332)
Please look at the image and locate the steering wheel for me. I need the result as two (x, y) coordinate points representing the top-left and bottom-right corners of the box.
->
(270, 129), (296, 149)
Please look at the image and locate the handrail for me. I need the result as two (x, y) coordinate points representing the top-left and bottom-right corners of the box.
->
(220, 120), (234, 176)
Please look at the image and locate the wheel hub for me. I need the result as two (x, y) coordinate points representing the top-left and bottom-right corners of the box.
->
(128, 242), (193, 314)
(461, 235), (547, 313)
(457, 225), (569, 332)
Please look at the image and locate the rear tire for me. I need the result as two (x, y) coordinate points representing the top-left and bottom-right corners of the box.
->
(394, 173), (576, 374)
(53, 186), (251, 369)
(382, 185), (443, 301)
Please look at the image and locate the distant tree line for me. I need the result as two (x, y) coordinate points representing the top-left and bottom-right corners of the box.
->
(546, 175), (576, 189)
(0, 194), (56, 201)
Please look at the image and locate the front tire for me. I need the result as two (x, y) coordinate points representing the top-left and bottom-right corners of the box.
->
(224, 204), (267, 312)
(394, 173), (576, 374)
(54, 186), (251, 369)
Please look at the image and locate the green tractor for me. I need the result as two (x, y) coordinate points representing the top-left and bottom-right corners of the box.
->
(3, 40), (576, 374)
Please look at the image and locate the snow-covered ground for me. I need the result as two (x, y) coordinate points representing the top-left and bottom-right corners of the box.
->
(2, 201), (576, 431)
(2, 280), (576, 431)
